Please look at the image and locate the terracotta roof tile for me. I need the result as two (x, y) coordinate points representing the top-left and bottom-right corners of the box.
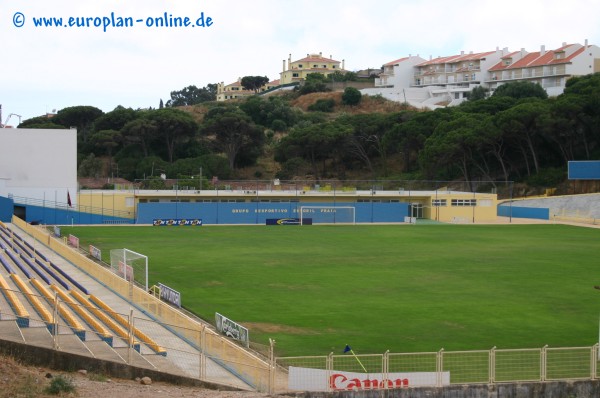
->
(293, 55), (341, 63)
(383, 57), (409, 66)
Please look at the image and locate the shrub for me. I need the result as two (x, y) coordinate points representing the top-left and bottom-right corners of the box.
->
(308, 99), (335, 112)
(342, 87), (362, 106)
(45, 375), (75, 395)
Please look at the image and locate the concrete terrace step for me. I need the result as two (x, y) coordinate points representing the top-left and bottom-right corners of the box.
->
(0, 319), (24, 342)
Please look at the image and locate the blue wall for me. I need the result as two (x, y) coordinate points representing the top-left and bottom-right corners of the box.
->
(0, 196), (12, 222)
(137, 202), (410, 225)
(568, 161), (600, 180)
(22, 204), (133, 225)
(497, 205), (549, 220)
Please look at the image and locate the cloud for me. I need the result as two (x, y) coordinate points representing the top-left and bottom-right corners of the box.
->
(1, 0), (599, 120)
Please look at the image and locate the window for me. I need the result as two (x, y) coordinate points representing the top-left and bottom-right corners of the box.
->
(432, 199), (447, 207)
(451, 199), (477, 206)
(298, 64), (303, 68)
(322, 65), (327, 68)
(292, 73), (299, 77)
(313, 64), (318, 68)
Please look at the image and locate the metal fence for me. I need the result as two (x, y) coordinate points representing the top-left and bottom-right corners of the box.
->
(275, 346), (600, 393)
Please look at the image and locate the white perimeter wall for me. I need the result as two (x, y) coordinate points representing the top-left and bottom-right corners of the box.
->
(0, 128), (77, 206)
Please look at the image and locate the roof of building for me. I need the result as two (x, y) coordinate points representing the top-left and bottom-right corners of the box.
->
(489, 44), (586, 71)
(292, 54), (341, 64)
(383, 57), (409, 66)
(416, 51), (496, 67)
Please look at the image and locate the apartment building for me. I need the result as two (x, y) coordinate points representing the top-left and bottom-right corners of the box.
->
(487, 41), (600, 97)
(367, 41), (599, 108)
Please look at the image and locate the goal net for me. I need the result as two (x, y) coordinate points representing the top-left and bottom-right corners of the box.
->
(110, 249), (148, 291)
(300, 206), (356, 225)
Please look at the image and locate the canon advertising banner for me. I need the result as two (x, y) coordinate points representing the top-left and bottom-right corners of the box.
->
(288, 366), (450, 392)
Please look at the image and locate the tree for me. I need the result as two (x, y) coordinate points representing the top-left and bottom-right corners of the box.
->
(420, 112), (476, 183)
(201, 106), (264, 170)
(275, 120), (350, 178)
(492, 81), (548, 100)
(297, 75), (330, 95)
(90, 129), (122, 157)
(51, 106), (104, 144)
(78, 153), (103, 178)
(465, 86), (489, 101)
(93, 106), (137, 132)
(166, 84), (217, 107)
(338, 113), (395, 175)
(121, 116), (158, 158)
(240, 76), (269, 93)
(495, 99), (552, 176)
(239, 96), (298, 130)
(342, 87), (362, 106)
(145, 108), (199, 163)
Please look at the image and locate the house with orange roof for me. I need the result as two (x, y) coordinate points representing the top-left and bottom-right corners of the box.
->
(486, 41), (600, 96)
(411, 48), (509, 105)
(216, 78), (282, 101)
(279, 52), (346, 84)
(375, 55), (426, 88)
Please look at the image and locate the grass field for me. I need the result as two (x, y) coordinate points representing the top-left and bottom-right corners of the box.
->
(61, 224), (600, 357)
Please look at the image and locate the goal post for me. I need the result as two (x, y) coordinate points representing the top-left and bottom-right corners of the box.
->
(299, 206), (356, 225)
(110, 248), (148, 291)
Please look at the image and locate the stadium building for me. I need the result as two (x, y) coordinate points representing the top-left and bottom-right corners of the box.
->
(0, 128), (499, 225)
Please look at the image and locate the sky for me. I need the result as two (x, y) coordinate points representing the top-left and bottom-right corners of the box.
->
(1, 0), (600, 123)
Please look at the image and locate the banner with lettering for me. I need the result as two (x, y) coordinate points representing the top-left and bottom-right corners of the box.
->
(288, 367), (450, 391)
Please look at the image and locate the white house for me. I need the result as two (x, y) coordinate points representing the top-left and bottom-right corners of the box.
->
(486, 41), (600, 97)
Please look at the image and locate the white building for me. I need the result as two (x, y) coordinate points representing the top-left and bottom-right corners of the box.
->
(363, 41), (600, 109)
(0, 128), (77, 206)
(486, 41), (600, 97)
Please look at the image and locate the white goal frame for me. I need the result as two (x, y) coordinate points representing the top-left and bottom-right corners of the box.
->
(110, 248), (149, 291)
(299, 206), (356, 225)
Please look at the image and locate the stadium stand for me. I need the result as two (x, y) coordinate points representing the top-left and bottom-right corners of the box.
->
(51, 285), (139, 351)
(0, 273), (30, 327)
(32, 282), (86, 341)
(11, 275), (55, 332)
(52, 288), (114, 345)
(4, 249), (32, 279)
(4, 227), (88, 294)
(89, 294), (167, 356)
(47, 260), (88, 294)
(19, 253), (51, 285)
(0, 252), (15, 274)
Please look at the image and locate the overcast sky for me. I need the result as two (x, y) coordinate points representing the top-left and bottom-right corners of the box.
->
(2, 0), (600, 122)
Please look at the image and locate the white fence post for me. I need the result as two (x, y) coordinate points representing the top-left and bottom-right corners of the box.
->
(437, 348), (444, 387)
(489, 346), (496, 383)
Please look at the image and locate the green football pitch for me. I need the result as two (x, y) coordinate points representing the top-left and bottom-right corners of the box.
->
(61, 224), (600, 357)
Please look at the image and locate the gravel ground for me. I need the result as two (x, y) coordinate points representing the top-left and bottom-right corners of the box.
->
(0, 353), (278, 398)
